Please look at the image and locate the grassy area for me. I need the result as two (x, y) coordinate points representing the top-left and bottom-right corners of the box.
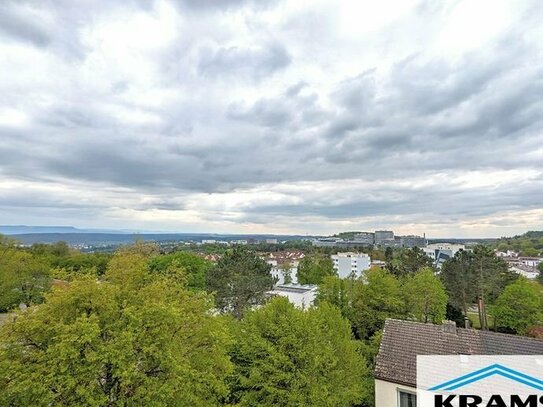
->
(467, 312), (494, 329)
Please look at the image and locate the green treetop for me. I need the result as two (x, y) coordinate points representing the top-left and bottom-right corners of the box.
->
(492, 278), (543, 335)
(228, 297), (370, 407)
(297, 253), (336, 285)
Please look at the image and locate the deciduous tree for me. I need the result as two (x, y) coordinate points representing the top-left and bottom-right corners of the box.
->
(403, 268), (447, 323)
(492, 278), (543, 335)
(297, 253), (335, 284)
(0, 260), (232, 406)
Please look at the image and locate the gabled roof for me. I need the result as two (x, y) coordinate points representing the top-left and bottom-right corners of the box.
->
(374, 319), (543, 388)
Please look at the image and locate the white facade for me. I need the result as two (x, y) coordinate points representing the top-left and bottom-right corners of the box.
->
(331, 252), (371, 279)
(375, 379), (416, 407)
(268, 259), (299, 284)
(269, 284), (317, 309)
(423, 243), (465, 269)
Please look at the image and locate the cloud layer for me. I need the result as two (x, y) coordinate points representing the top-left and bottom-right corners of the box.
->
(1, 0), (542, 237)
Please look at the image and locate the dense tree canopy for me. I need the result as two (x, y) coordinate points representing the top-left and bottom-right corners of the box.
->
(387, 247), (433, 277)
(0, 249), (51, 312)
(403, 267), (447, 323)
(0, 257), (233, 406)
(297, 253), (336, 284)
(493, 231), (543, 257)
(206, 247), (275, 318)
(351, 267), (405, 339)
(228, 297), (370, 407)
(148, 251), (211, 291)
(441, 246), (517, 329)
(492, 278), (543, 335)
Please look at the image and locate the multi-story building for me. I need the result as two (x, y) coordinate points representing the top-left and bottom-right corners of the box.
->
(422, 243), (465, 269)
(374, 230), (395, 246)
(352, 232), (375, 245)
(399, 235), (426, 248)
(331, 252), (371, 279)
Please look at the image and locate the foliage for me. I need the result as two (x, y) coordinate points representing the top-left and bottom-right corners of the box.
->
(297, 253), (336, 284)
(0, 256), (233, 406)
(228, 297), (369, 407)
(493, 231), (543, 256)
(206, 248), (275, 318)
(278, 260), (293, 284)
(492, 278), (543, 335)
(148, 251), (211, 291)
(0, 249), (51, 311)
(440, 250), (476, 315)
(351, 267), (405, 339)
(446, 303), (466, 327)
(537, 262), (543, 286)
(441, 246), (516, 329)
(403, 268), (447, 323)
(387, 247), (433, 277)
(316, 275), (356, 320)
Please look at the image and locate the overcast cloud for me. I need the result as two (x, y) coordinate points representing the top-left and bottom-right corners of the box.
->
(1, 0), (542, 237)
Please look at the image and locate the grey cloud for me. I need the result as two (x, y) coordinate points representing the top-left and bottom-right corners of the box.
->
(171, 0), (280, 11)
(1, 0), (543, 233)
(198, 42), (291, 81)
(0, 4), (51, 47)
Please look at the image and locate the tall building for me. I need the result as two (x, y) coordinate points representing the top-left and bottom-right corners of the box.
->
(331, 252), (371, 279)
(374, 230), (394, 245)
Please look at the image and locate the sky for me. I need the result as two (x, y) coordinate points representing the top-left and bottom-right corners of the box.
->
(0, 0), (543, 238)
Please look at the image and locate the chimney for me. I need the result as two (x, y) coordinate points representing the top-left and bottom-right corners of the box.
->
(464, 317), (470, 329)
(442, 320), (457, 334)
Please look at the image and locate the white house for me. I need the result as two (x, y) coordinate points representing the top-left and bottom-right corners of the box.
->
(374, 319), (543, 407)
(331, 252), (371, 279)
(269, 284), (317, 309)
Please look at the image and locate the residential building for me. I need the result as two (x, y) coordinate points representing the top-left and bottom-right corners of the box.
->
(495, 250), (519, 258)
(422, 243), (465, 269)
(265, 238), (278, 244)
(269, 284), (317, 309)
(331, 252), (371, 279)
(519, 257), (542, 268)
(374, 319), (543, 407)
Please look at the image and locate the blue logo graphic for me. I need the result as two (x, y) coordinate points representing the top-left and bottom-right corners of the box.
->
(429, 364), (543, 391)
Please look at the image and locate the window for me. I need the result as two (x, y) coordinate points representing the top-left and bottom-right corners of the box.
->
(398, 390), (416, 407)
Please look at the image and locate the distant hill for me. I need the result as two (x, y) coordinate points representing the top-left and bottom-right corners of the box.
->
(0, 225), (83, 235)
(494, 231), (543, 256)
(3, 231), (310, 247)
